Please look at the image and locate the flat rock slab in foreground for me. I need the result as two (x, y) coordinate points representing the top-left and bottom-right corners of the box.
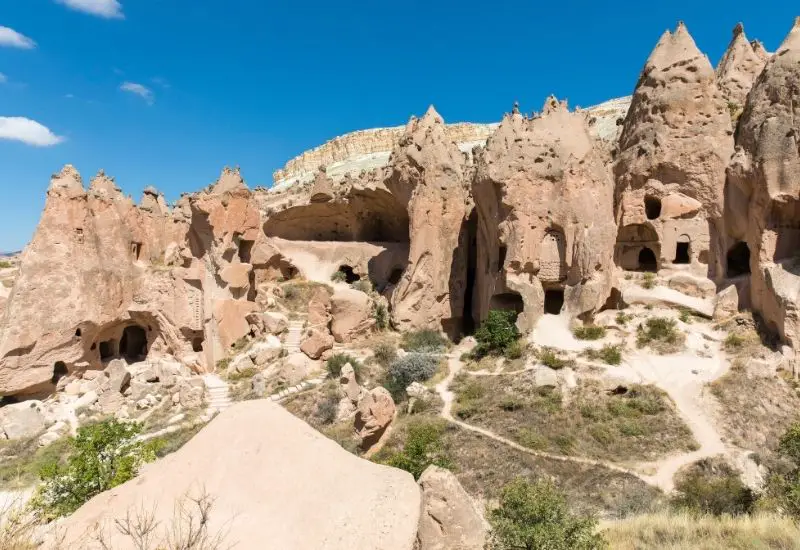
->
(55, 400), (420, 550)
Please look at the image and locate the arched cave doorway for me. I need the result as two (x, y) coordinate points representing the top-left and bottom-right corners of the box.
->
(727, 241), (751, 277)
(388, 267), (404, 285)
(544, 289), (565, 315)
(337, 265), (360, 284)
(119, 325), (148, 361)
(51, 361), (68, 385)
(673, 235), (691, 264)
(645, 196), (662, 220)
(638, 248), (658, 272)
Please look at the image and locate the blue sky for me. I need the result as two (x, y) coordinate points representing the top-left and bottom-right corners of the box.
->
(0, 1), (797, 251)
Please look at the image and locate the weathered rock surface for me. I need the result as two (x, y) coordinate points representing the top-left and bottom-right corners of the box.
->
(52, 400), (421, 550)
(416, 465), (488, 550)
(0, 400), (46, 439)
(716, 23), (770, 106)
(300, 328), (334, 359)
(331, 288), (373, 342)
(355, 386), (396, 449)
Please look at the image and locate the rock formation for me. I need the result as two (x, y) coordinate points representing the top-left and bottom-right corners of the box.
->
(716, 23), (770, 107)
(52, 400), (421, 550)
(473, 97), (617, 329)
(727, 17), (800, 346)
(615, 22), (734, 281)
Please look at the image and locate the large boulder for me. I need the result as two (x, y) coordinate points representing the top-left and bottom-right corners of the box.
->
(0, 400), (46, 440)
(416, 466), (488, 550)
(355, 387), (396, 449)
(53, 400), (420, 550)
(331, 288), (374, 343)
(300, 329), (334, 360)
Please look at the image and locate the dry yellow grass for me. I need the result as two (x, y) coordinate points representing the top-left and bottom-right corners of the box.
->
(602, 511), (800, 550)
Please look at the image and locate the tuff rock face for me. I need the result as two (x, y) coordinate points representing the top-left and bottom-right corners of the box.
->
(473, 97), (617, 330)
(4, 20), (800, 397)
(727, 17), (800, 345)
(614, 22), (735, 281)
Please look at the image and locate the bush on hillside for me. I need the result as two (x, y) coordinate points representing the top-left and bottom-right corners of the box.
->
(325, 353), (363, 380)
(31, 419), (157, 519)
(488, 477), (607, 550)
(401, 329), (449, 353)
(381, 419), (452, 480)
(475, 310), (520, 357)
(671, 459), (756, 516)
(384, 353), (439, 401)
(573, 325), (607, 341)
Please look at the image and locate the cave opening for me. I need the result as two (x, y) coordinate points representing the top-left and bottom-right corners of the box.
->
(490, 292), (524, 314)
(238, 239), (254, 264)
(99, 340), (115, 361)
(462, 210), (478, 335)
(544, 289), (565, 315)
(388, 267), (404, 285)
(645, 196), (662, 220)
(119, 325), (148, 361)
(337, 265), (360, 284)
(51, 361), (68, 385)
(192, 337), (204, 353)
(498, 245), (507, 273)
(638, 247), (658, 272)
(727, 241), (751, 277)
(674, 241), (690, 264)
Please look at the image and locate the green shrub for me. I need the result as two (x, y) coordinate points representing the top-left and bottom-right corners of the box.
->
(352, 279), (373, 293)
(454, 379), (487, 419)
(326, 353), (363, 380)
(373, 302), (389, 330)
(636, 317), (682, 351)
(517, 428), (548, 450)
(0, 260), (11, 269)
(401, 329), (449, 353)
(585, 344), (623, 366)
(384, 353), (439, 401)
(488, 478), (607, 550)
(672, 459), (755, 516)
(760, 422), (800, 519)
(382, 419), (452, 479)
(227, 365), (258, 381)
(538, 348), (569, 369)
(475, 310), (520, 357)
(615, 312), (633, 326)
(372, 341), (397, 368)
(331, 270), (347, 283)
(315, 390), (340, 425)
(678, 308), (693, 324)
(31, 420), (157, 519)
(641, 272), (656, 290)
(724, 333), (745, 352)
(503, 340), (524, 360)
(573, 325), (606, 341)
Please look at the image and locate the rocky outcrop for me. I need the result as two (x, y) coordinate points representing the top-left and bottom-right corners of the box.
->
(386, 107), (471, 335)
(355, 386), (396, 450)
(416, 466), (488, 550)
(716, 23), (770, 107)
(728, 18), (800, 346)
(53, 400), (421, 550)
(473, 97), (617, 330)
(615, 22), (734, 280)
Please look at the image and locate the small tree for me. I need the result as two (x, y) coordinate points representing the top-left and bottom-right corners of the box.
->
(475, 310), (520, 357)
(760, 422), (800, 519)
(32, 419), (157, 519)
(489, 478), (606, 550)
(384, 353), (439, 401)
(382, 419), (452, 479)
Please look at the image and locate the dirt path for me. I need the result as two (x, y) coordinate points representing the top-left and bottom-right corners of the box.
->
(435, 341), (654, 485)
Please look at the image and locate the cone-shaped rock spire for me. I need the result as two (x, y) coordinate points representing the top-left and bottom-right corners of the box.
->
(716, 23), (769, 105)
(48, 164), (84, 197)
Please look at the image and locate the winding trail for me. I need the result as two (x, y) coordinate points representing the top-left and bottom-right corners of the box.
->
(435, 341), (653, 485)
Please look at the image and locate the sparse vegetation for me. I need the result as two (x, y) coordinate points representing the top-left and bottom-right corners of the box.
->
(759, 422), (800, 519)
(474, 309), (520, 357)
(537, 347), (572, 369)
(384, 353), (439, 401)
(573, 325), (607, 341)
(325, 353), (363, 380)
(671, 458), (756, 516)
(149, 423), (204, 458)
(378, 418), (452, 480)
(488, 477), (607, 550)
(724, 333), (745, 352)
(352, 279), (372, 293)
(401, 329), (449, 353)
(584, 344), (623, 366)
(373, 302), (389, 330)
(0, 260), (12, 269)
(330, 269), (347, 283)
(636, 317), (685, 354)
(616, 312), (634, 326)
(0, 434), (71, 490)
(603, 511), (800, 550)
(641, 272), (656, 289)
(372, 340), (397, 368)
(279, 281), (331, 312)
(31, 419), (158, 519)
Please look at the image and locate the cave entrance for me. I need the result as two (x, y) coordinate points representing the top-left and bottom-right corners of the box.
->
(51, 361), (68, 385)
(462, 210), (478, 335)
(337, 265), (360, 284)
(388, 267), (404, 285)
(674, 237), (691, 264)
(727, 242), (751, 277)
(638, 247), (658, 272)
(645, 196), (662, 220)
(490, 292), (524, 314)
(119, 325), (148, 361)
(544, 289), (564, 315)
(192, 337), (204, 353)
(99, 340), (115, 361)
(238, 239), (254, 264)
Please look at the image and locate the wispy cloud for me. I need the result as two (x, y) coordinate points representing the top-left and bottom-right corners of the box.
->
(55, 0), (124, 19)
(0, 26), (36, 49)
(0, 73), (7, 84)
(0, 117), (64, 146)
(151, 77), (170, 89)
(120, 82), (154, 105)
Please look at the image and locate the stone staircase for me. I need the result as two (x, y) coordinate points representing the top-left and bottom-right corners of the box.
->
(270, 377), (325, 403)
(202, 373), (232, 414)
(284, 320), (305, 353)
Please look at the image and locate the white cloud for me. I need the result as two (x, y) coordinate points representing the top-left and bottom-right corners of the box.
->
(120, 82), (154, 105)
(55, 0), (124, 19)
(0, 73), (6, 84)
(0, 26), (36, 49)
(0, 117), (64, 147)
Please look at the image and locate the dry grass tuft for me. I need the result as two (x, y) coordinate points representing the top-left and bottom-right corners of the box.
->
(602, 511), (800, 550)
